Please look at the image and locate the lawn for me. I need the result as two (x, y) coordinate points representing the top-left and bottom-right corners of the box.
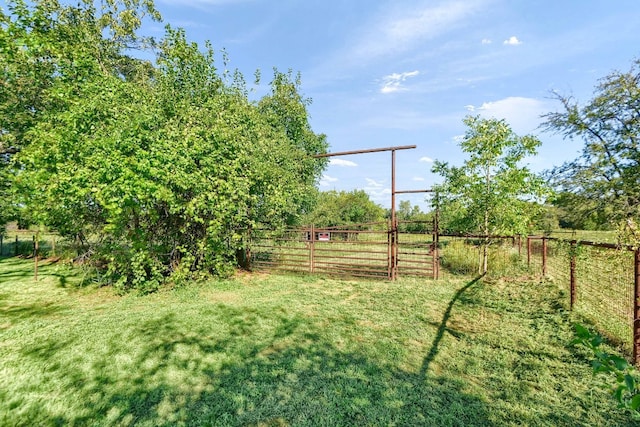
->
(0, 257), (637, 426)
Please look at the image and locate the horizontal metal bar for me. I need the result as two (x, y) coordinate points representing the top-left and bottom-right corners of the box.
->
(395, 189), (433, 194)
(313, 145), (416, 158)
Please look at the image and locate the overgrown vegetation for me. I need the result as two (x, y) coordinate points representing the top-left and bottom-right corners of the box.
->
(1, 1), (327, 290)
(1, 257), (638, 426)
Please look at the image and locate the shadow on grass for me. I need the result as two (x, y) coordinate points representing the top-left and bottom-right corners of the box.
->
(420, 275), (483, 377)
(12, 305), (494, 426)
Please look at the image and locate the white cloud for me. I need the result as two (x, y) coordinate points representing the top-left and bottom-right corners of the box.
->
(319, 174), (338, 187)
(330, 158), (358, 167)
(481, 38), (492, 44)
(464, 97), (550, 134)
(348, 0), (489, 63)
(380, 70), (420, 94)
(419, 156), (434, 163)
(503, 36), (522, 46)
(413, 177), (425, 181)
(365, 178), (384, 188)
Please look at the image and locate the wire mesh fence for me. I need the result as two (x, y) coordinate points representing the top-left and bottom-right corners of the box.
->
(528, 237), (638, 356)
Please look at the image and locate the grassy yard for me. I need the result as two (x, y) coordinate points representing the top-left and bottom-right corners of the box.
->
(0, 257), (637, 426)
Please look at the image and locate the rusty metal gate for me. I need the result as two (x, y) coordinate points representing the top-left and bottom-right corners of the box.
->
(248, 222), (436, 280)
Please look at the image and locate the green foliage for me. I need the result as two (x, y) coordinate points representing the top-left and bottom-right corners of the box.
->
(543, 58), (640, 233)
(432, 116), (550, 273)
(397, 200), (432, 232)
(303, 189), (385, 227)
(573, 324), (640, 416)
(550, 191), (613, 231)
(3, 1), (327, 290)
(433, 116), (549, 236)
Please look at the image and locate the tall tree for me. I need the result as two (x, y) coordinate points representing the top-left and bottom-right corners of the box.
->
(7, 2), (328, 291)
(543, 58), (640, 239)
(432, 116), (548, 274)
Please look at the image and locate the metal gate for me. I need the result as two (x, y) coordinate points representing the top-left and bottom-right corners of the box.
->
(248, 222), (436, 280)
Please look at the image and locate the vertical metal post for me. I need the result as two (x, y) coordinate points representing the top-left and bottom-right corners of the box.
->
(527, 236), (531, 268)
(633, 248), (640, 366)
(433, 208), (440, 280)
(310, 225), (315, 274)
(0, 235), (3, 256)
(15, 235), (18, 256)
(518, 235), (522, 257)
(387, 220), (392, 280)
(33, 235), (38, 281)
(391, 149), (397, 280)
(570, 241), (577, 310)
(542, 237), (548, 277)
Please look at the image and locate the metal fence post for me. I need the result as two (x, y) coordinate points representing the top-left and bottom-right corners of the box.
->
(527, 236), (531, 268)
(33, 235), (38, 281)
(310, 224), (315, 274)
(14, 235), (18, 256)
(634, 248), (640, 366)
(570, 241), (577, 310)
(542, 237), (548, 277)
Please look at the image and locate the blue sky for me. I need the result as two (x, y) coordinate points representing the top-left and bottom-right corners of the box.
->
(7, 0), (640, 210)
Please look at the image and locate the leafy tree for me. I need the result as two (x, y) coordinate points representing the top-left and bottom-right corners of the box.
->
(550, 191), (612, 230)
(7, 1), (327, 291)
(543, 58), (640, 239)
(432, 116), (549, 274)
(0, 0), (159, 230)
(303, 190), (385, 227)
(396, 200), (432, 232)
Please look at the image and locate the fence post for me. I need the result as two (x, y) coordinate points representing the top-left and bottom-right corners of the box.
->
(15, 235), (18, 256)
(542, 237), (548, 277)
(527, 236), (531, 268)
(634, 248), (640, 366)
(0, 235), (3, 256)
(433, 212), (439, 280)
(33, 235), (38, 281)
(570, 241), (577, 310)
(309, 224), (315, 274)
(518, 235), (522, 257)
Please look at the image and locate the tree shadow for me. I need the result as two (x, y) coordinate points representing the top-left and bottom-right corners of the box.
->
(13, 305), (494, 426)
(420, 275), (484, 377)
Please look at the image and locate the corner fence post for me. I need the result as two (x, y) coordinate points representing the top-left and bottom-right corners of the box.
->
(570, 241), (577, 310)
(634, 248), (640, 366)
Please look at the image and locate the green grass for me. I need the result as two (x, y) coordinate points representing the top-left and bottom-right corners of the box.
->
(544, 229), (619, 243)
(0, 257), (637, 426)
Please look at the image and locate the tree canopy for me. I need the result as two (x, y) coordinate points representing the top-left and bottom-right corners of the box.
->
(432, 116), (549, 273)
(543, 58), (640, 237)
(1, 0), (328, 291)
(302, 190), (385, 227)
